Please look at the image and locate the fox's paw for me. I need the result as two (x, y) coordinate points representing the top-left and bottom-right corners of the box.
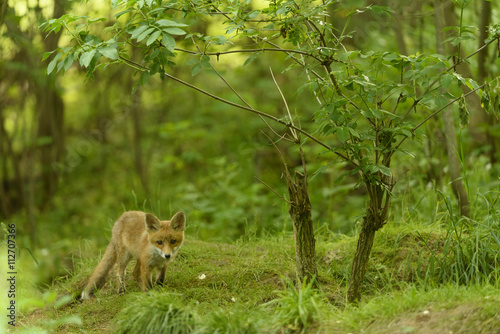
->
(80, 290), (91, 300)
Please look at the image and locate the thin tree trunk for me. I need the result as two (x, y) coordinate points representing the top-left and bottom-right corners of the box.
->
(35, 0), (66, 208)
(443, 108), (470, 217)
(287, 170), (316, 280)
(393, 15), (407, 55)
(131, 93), (150, 197)
(0, 109), (24, 217)
(36, 88), (64, 202)
(128, 44), (150, 198)
(347, 218), (376, 303)
(347, 181), (391, 303)
(0, 108), (11, 217)
(477, 0), (491, 82)
(265, 135), (317, 281)
(476, 0), (497, 163)
(434, 0), (470, 218)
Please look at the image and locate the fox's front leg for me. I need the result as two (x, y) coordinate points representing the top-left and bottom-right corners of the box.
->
(156, 265), (168, 286)
(140, 263), (154, 291)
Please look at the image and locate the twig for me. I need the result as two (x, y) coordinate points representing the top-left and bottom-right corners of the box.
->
(254, 176), (291, 205)
(190, 36), (292, 142)
(270, 67), (298, 141)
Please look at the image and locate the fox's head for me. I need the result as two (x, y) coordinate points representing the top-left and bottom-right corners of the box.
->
(145, 211), (186, 261)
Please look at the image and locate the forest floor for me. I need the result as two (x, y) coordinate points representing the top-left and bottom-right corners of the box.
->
(13, 225), (500, 333)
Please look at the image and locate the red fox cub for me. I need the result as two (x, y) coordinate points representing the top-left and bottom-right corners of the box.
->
(81, 211), (186, 299)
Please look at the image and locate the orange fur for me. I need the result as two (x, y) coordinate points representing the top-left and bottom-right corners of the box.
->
(81, 211), (186, 299)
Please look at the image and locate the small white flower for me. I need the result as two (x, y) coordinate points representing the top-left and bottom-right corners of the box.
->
(199, 274), (206, 280)
(423, 310), (430, 315)
(231, 297), (236, 302)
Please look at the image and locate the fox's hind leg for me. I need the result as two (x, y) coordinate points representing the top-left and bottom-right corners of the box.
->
(133, 260), (141, 285)
(116, 250), (132, 294)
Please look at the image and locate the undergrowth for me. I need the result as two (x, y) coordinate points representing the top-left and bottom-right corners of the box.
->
(11, 174), (500, 333)
(14, 215), (500, 333)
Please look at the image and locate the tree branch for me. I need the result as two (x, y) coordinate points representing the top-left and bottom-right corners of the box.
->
(392, 80), (488, 159)
(254, 176), (291, 205)
(174, 47), (322, 62)
(118, 56), (339, 155)
(402, 39), (496, 120)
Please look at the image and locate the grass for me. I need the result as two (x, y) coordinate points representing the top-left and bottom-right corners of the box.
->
(13, 222), (500, 334)
(333, 284), (500, 333)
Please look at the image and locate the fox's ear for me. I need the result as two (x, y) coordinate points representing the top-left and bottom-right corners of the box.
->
(145, 213), (161, 231)
(170, 211), (186, 231)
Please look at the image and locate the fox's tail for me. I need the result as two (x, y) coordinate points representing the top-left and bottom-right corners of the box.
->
(81, 242), (117, 300)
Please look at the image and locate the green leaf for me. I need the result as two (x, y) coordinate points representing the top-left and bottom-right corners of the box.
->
(115, 8), (133, 18)
(276, 6), (288, 15)
(334, 170), (350, 184)
(401, 128), (413, 138)
(348, 128), (360, 139)
(200, 55), (210, 68)
(139, 70), (150, 86)
(310, 164), (328, 181)
(80, 50), (96, 68)
(63, 56), (74, 71)
(130, 25), (149, 39)
(57, 57), (66, 72)
(162, 27), (186, 35)
(243, 51), (260, 66)
(47, 53), (62, 75)
(368, 5), (394, 16)
(377, 165), (392, 176)
(162, 33), (175, 52)
(458, 96), (469, 126)
(137, 27), (155, 42)
(146, 30), (161, 46)
(156, 19), (188, 27)
(99, 45), (119, 60)
(248, 10), (260, 19)
(212, 35), (226, 45)
(191, 62), (202, 76)
(42, 51), (55, 61)
(82, 34), (101, 46)
(465, 78), (479, 91)
(441, 73), (453, 90)
(480, 87), (490, 111)
(337, 127), (350, 143)
(452, 72), (466, 87)
(362, 108), (382, 119)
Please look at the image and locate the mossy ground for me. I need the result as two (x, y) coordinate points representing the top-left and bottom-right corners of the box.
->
(14, 224), (500, 333)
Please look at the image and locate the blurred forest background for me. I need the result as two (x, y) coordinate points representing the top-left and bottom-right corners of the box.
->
(1, 0), (500, 290)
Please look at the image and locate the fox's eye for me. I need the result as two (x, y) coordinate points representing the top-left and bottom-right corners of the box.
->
(170, 239), (176, 245)
(157, 240), (163, 245)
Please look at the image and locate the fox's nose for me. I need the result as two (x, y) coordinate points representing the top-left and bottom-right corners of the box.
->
(165, 254), (171, 259)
